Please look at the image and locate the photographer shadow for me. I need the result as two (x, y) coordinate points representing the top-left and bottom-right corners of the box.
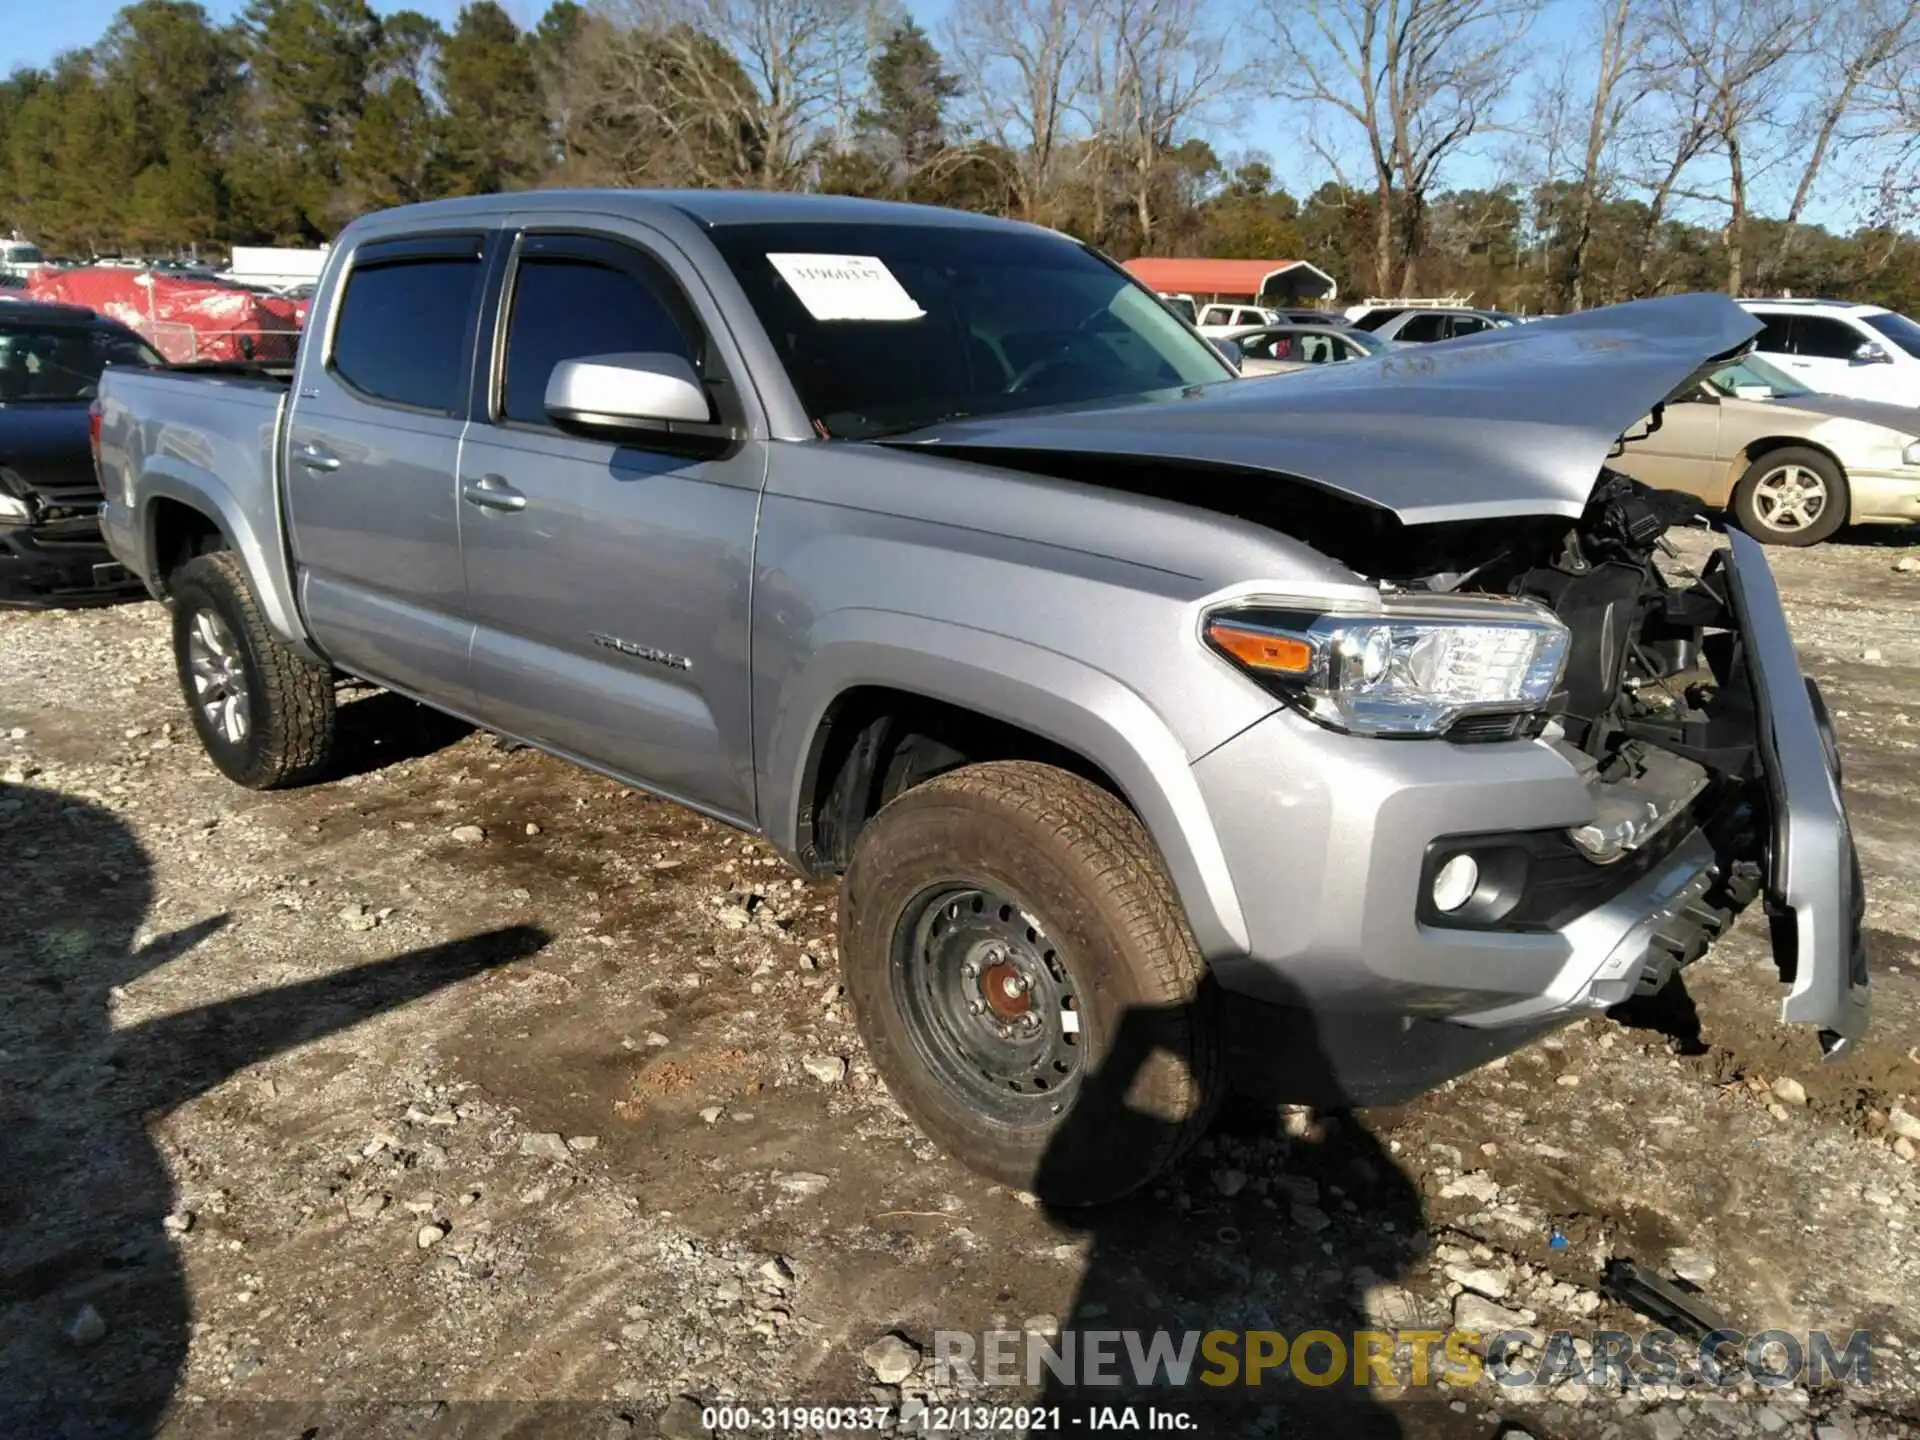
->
(0, 781), (549, 1437)
(1035, 985), (1437, 1438)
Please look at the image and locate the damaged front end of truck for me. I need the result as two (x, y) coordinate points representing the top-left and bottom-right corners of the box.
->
(889, 291), (1869, 1060)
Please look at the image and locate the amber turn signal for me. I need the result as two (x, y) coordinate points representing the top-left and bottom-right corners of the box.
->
(1205, 619), (1313, 675)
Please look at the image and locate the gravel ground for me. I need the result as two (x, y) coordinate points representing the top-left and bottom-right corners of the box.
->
(2, 532), (1918, 1440)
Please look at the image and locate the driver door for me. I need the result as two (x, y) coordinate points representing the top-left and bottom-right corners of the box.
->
(456, 221), (766, 824)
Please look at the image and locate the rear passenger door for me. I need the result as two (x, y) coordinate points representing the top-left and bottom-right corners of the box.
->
(456, 225), (764, 824)
(285, 232), (490, 712)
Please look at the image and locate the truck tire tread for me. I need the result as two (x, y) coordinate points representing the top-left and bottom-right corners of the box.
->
(840, 759), (1220, 1205)
(171, 551), (337, 789)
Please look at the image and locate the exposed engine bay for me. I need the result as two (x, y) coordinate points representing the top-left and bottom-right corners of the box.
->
(1396, 469), (1774, 991)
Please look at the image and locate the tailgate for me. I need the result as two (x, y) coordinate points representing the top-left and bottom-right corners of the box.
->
(1722, 529), (1870, 1054)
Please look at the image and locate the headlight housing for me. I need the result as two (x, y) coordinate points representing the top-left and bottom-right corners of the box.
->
(1204, 596), (1570, 737)
(1902, 440), (1920, 467)
(0, 468), (33, 524)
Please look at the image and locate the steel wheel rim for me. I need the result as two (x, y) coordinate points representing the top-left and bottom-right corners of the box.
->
(186, 607), (250, 745)
(890, 883), (1084, 1127)
(1752, 465), (1828, 532)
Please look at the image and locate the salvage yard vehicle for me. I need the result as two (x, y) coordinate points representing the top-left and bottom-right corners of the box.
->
(0, 300), (159, 606)
(1609, 353), (1920, 545)
(95, 192), (1868, 1203)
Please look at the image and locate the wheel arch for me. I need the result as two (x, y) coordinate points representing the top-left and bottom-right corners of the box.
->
(136, 468), (318, 660)
(764, 615), (1251, 961)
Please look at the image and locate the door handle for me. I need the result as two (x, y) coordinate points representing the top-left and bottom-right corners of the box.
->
(462, 475), (527, 512)
(295, 442), (341, 472)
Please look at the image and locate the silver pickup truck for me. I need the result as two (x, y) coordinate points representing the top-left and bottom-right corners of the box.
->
(96, 190), (1868, 1203)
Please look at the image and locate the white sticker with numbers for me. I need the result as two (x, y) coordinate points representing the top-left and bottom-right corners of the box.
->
(767, 253), (927, 322)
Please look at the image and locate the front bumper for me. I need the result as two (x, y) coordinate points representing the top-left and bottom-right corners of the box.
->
(1192, 531), (1866, 1053)
(0, 514), (140, 608)
(1846, 467), (1920, 525)
(1722, 528), (1869, 1054)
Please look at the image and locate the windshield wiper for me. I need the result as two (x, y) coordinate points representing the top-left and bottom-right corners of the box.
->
(853, 409), (984, 441)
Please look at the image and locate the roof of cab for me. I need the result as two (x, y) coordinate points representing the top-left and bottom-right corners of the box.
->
(350, 188), (1056, 236)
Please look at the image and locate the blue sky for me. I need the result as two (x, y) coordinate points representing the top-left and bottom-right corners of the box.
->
(3, 0), (1860, 234)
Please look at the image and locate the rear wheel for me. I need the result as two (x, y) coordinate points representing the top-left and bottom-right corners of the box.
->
(839, 760), (1220, 1205)
(170, 551), (337, 788)
(1732, 447), (1848, 546)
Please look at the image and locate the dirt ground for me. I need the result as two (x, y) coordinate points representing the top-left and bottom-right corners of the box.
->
(2, 530), (1918, 1440)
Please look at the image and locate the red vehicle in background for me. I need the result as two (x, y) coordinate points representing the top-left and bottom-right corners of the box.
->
(23, 266), (301, 364)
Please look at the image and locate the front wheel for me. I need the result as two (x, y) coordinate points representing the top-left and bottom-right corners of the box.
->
(170, 551), (338, 789)
(839, 760), (1220, 1205)
(1732, 447), (1848, 546)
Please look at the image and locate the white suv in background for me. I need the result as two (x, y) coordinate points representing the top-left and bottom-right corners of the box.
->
(1741, 299), (1920, 408)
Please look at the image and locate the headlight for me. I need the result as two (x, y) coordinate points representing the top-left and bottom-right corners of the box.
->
(1204, 596), (1570, 737)
(0, 469), (32, 523)
(1903, 440), (1920, 467)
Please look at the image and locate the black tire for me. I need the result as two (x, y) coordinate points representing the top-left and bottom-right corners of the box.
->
(170, 551), (337, 789)
(839, 760), (1220, 1205)
(1731, 446), (1849, 546)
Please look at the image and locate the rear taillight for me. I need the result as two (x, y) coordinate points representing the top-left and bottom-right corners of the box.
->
(88, 399), (103, 465)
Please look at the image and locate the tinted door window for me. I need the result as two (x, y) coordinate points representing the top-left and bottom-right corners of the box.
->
(1752, 314), (1794, 353)
(1790, 316), (1863, 360)
(1200, 306), (1231, 327)
(1395, 313), (1448, 343)
(500, 254), (697, 427)
(332, 255), (483, 412)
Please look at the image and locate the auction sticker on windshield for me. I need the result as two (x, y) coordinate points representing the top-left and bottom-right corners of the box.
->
(768, 253), (926, 322)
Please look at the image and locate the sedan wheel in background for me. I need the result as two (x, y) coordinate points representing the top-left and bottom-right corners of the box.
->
(1732, 447), (1849, 547)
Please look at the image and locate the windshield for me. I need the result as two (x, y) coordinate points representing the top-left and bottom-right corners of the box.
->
(0, 323), (163, 402)
(1865, 311), (1920, 359)
(1707, 354), (1813, 399)
(1346, 330), (1391, 354)
(706, 223), (1234, 439)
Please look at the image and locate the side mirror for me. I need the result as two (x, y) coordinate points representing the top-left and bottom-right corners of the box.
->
(1213, 337), (1244, 371)
(1852, 341), (1891, 366)
(544, 352), (712, 436)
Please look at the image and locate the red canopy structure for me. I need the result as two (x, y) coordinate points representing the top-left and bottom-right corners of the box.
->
(24, 267), (302, 364)
(1123, 256), (1338, 303)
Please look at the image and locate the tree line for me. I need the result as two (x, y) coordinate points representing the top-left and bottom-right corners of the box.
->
(3, 0), (1919, 313)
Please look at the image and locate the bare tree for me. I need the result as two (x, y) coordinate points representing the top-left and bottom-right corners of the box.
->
(1764, 0), (1920, 281)
(945, 0), (1094, 224)
(1555, 0), (1653, 309)
(1647, 0), (1810, 294)
(1082, 0), (1242, 251)
(1263, 0), (1538, 296)
(597, 0), (873, 189)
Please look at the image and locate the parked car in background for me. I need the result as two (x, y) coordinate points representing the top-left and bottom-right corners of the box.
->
(0, 301), (160, 605)
(1156, 292), (1198, 324)
(1197, 303), (1341, 337)
(1741, 298), (1920, 409)
(1230, 323), (1392, 375)
(1609, 353), (1920, 545)
(1353, 305), (1520, 343)
(0, 239), (49, 282)
(96, 196), (1866, 1200)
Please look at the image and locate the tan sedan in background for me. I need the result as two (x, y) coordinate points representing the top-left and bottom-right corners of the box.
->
(1612, 354), (1920, 544)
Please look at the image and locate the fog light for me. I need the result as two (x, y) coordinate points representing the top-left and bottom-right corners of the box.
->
(1431, 854), (1480, 912)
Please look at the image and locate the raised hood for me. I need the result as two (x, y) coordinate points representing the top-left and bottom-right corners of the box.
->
(885, 293), (1762, 526)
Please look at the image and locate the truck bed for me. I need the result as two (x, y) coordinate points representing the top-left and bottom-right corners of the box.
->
(96, 362), (299, 643)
